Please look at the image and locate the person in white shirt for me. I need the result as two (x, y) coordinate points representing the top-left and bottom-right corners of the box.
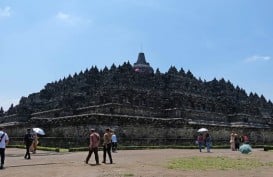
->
(0, 127), (9, 169)
(111, 131), (118, 153)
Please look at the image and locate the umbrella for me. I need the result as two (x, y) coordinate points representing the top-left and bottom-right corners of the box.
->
(197, 128), (208, 133)
(32, 128), (45, 135)
(239, 144), (252, 154)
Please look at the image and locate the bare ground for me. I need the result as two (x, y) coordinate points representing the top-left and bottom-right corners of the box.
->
(1, 148), (273, 177)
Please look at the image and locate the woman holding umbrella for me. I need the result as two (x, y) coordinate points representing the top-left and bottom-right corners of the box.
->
(31, 128), (45, 154)
(196, 133), (204, 152)
(31, 133), (39, 154)
(197, 128), (209, 152)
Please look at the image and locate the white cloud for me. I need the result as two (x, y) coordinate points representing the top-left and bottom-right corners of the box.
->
(56, 12), (70, 21)
(244, 55), (271, 63)
(0, 6), (11, 17)
(55, 11), (91, 25)
(56, 12), (74, 24)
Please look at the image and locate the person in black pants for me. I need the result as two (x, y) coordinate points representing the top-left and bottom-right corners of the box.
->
(85, 129), (100, 165)
(0, 127), (9, 169)
(24, 128), (33, 159)
(102, 128), (113, 164)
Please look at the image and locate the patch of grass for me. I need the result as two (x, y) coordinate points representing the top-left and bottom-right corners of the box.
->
(265, 162), (273, 166)
(123, 173), (134, 176)
(69, 147), (89, 152)
(168, 156), (264, 171)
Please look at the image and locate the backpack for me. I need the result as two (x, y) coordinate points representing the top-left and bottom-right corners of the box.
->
(24, 133), (33, 145)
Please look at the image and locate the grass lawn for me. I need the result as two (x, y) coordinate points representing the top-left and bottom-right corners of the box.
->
(168, 156), (273, 170)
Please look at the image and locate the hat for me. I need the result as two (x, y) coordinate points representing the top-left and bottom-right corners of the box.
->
(90, 128), (95, 132)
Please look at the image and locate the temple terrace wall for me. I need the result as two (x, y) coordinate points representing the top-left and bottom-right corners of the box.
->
(2, 113), (273, 148)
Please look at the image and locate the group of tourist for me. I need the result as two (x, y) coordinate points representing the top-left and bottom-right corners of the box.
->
(0, 127), (39, 169)
(23, 128), (39, 160)
(1, 126), (254, 170)
(196, 132), (212, 152)
(196, 130), (251, 153)
(229, 131), (249, 151)
(85, 128), (118, 165)
(0, 126), (118, 170)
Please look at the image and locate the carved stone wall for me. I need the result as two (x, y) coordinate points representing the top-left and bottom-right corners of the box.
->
(3, 110), (273, 148)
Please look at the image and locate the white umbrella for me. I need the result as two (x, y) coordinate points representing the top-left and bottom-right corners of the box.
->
(32, 128), (45, 135)
(197, 128), (208, 133)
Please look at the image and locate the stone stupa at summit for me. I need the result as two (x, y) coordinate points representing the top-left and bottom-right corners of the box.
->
(133, 52), (154, 74)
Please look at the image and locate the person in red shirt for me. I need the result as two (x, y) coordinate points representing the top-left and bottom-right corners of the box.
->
(85, 129), (100, 165)
(243, 135), (249, 144)
(196, 133), (204, 152)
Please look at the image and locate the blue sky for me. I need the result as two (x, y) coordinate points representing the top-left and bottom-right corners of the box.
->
(1, 0), (273, 111)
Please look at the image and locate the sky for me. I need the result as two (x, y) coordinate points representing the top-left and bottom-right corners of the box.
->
(1, 0), (273, 111)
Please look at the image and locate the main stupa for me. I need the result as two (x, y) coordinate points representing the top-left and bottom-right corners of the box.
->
(133, 52), (154, 74)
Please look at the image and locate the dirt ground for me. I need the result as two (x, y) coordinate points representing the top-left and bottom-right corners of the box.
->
(1, 148), (273, 177)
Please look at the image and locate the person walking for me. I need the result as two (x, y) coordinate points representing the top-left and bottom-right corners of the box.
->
(85, 129), (100, 165)
(24, 128), (33, 159)
(234, 133), (240, 151)
(196, 133), (204, 152)
(204, 132), (212, 153)
(31, 133), (39, 154)
(111, 131), (118, 153)
(102, 128), (113, 164)
(230, 131), (236, 151)
(0, 127), (9, 169)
